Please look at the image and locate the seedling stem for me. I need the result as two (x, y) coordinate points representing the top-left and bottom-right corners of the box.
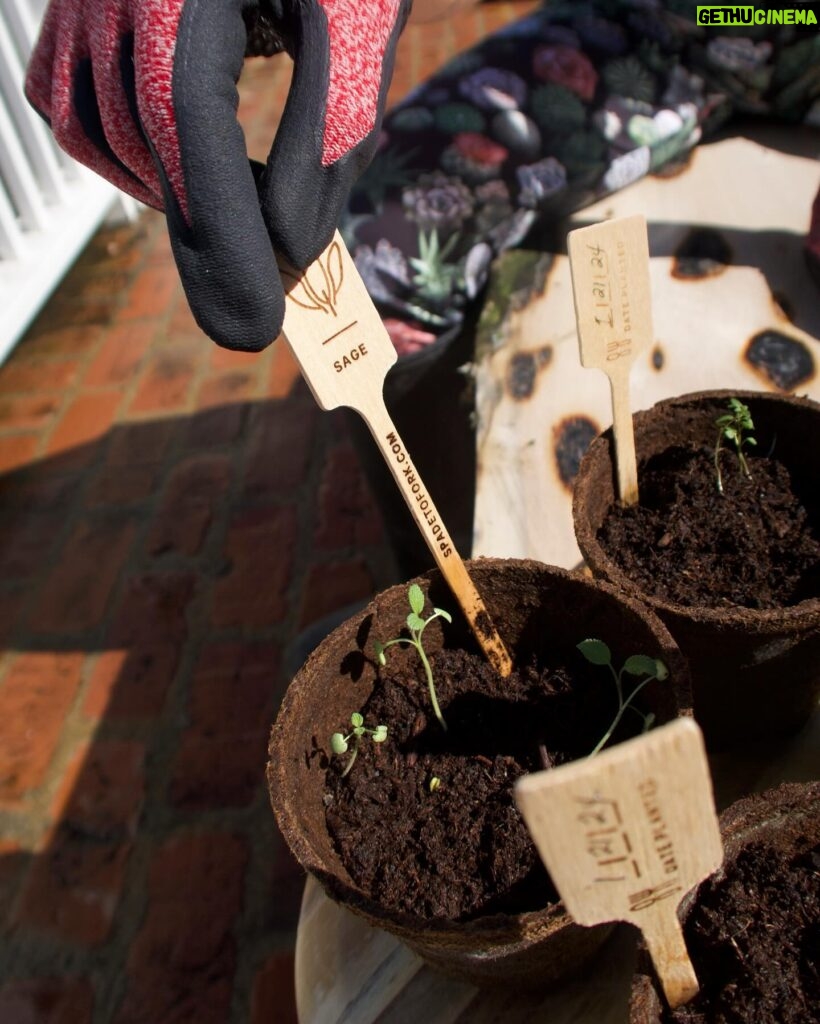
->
(577, 639), (668, 757)
(375, 584), (452, 731)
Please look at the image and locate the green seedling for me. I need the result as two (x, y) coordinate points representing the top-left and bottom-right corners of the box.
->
(714, 397), (756, 494)
(330, 712), (388, 777)
(375, 583), (452, 732)
(577, 639), (668, 758)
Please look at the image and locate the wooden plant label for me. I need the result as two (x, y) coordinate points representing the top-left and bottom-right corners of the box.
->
(568, 214), (653, 505)
(278, 231), (512, 677)
(515, 719), (723, 1009)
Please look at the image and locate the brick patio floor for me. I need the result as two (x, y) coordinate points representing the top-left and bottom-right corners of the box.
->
(0, 4), (538, 1022)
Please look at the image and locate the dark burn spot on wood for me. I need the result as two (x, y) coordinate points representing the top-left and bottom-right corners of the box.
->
(506, 347), (553, 401)
(745, 330), (815, 391)
(672, 229), (732, 280)
(553, 416), (599, 490)
(652, 346), (664, 370)
(473, 610), (493, 641)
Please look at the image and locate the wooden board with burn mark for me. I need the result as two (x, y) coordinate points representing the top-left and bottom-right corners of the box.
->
(472, 132), (820, 568)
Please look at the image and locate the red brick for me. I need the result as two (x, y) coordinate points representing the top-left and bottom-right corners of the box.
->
(20, 324), (104, 358)
(0, 652), (84, 804)
(83, 644), (180, 721)
(85, 220), (149, 271)
(0, 469), (79, 512)
(0, 393), (62, 431)
(0, 839), (26, 924)
(34, 517), (137, 635)
(241, 400), (316, 500)
(267, 827), (305, 931)
(146, 454), (232, 557)
(45, 391), (121, 461)
(211, 506), (297, 628)
(313, 442), (384, 550)
(210, 345), (263, 373)
(84, 464), (159, 506)
(0, 510), (63, 580)
(268, 338), (302, 399)
(169, 732), (269, 809)
(51, 739), (146, 837)
(83, 322), (154, 387)
(197, 370), (257, 408)
(187, 641), (280, 733)
(65, 268), (133, 305)
(170, 641), (278, 808)
(0, 434), (39, 473)
(0, 357), (80, 394)
(117, 264), (179, 322)
(0, 587), (25, 647)
(16, 828), (132, 946)
(105, 417), (176, 467)
(106, 571), (196, 646)
(167, 291), (204, 338)
(250, 951), (298, 1024)
(0, 978), (94, 1024)
(42, 295), (120, 331)
(297, 558), (375, 629)
(182, 403), (246, 448)
(115, 832), (247, 1024)
(143, 218), (175, 267)
(128, 351), (197, 414)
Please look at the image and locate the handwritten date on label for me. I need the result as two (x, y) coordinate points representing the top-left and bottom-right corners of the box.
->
(569, 214), (653, 374)
(514, 719), (722, 929)
(333, 342), (368, 373)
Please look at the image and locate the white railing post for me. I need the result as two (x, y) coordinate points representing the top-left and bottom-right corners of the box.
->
(0, 0), (139, 366)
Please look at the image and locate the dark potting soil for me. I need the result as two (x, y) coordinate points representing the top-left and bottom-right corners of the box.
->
(662, 839), (820, 1023)
(598, 444), (820, 610)
(324, 646), (651, 922)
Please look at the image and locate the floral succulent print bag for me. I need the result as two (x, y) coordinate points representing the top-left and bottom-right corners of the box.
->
(341, 0), (819, 355)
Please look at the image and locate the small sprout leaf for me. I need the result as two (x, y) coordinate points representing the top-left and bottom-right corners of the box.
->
(408, 583), (425, 615)
(623, 654), (660, 677)
(376, 589), (452, 731)
(715, 398), (756, 492)
(406, 612), (426, 633)
(372, 725), (388, 743)
(374, 641), (387, 666)
(350, 712), (364, 728)
(429, 776), (442, 792)
(583, 639), (669, 758)
(330, 733), (348, 755)
(577, 638), (612, 665)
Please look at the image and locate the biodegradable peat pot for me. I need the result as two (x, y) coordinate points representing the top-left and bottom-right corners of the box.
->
(629, 780), (820, 1023)
(573, 389), (820, 750)
(268, 558), (690, 987)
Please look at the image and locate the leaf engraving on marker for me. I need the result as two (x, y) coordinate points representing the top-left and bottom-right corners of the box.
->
(282, 240), (344, 316)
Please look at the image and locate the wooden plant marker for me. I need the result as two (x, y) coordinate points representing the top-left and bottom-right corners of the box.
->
(515, 719), (723, 1009)
(568, 214), (653, 505)
(277, 231), (512, 677)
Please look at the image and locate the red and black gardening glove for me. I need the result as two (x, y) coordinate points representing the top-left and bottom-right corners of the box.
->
(25, 0), (412, 350)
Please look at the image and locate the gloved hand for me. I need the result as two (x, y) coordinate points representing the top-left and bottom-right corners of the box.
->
(25, 0), (412, 351)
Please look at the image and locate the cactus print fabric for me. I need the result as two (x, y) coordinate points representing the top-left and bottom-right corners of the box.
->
(341, 0), (819, 352)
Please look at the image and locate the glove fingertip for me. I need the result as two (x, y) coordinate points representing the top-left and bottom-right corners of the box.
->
(182, 272), (286, 353)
